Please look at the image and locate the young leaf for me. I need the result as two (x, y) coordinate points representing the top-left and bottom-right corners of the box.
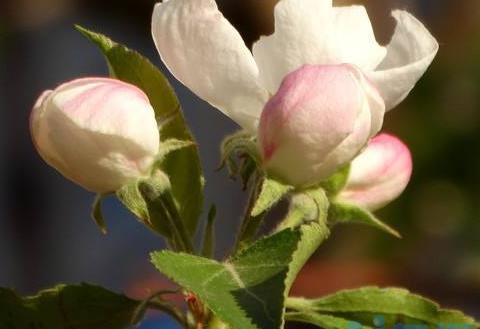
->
(76, 26), (204, 237)
(152, 228), (303, 329)
(152, 188), (331, 329)
(0, 283), (141, 329)
(91, 194), (107, 234)
(251, 178), (293, 218)
(235, 177), (293, 252)
(329, 202), (401, 238)
(286, 287), (479, 329)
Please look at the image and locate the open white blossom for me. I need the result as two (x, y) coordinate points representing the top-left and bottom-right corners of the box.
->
(152, 0), (438, 186)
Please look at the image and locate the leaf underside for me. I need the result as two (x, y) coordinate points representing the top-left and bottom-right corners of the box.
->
(287, 287), (479, 329)
(0, 283), (140, 329)
(329, 201), (401, 238)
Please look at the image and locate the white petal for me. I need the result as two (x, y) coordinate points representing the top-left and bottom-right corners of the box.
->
(252, 1), (385, 94)
(330, 6), (386, 71)
(258, 64), (377, 187)
(32, 78), (160, 193)
(152, 0), (268, 131)
(349, 66), (385, 136)
(252, 0), (333, 94)
(316, 95), (372, 180)
(369, 10), (439, 111)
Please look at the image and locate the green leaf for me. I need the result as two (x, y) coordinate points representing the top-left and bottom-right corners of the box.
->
(281, 189), (330, 293)
(286, 287), (479, 329)
(91, 194), (107, 235)
(76, 26), (203, 237)
(286, 312), (369, 329)
(251, 178), (293, 218)
(0, 283), (140, 329)
(235, 176), (293, 252)
(152, 228), (303, 329)
(151, 187), (331, 329)
(329, 202), (401, 238)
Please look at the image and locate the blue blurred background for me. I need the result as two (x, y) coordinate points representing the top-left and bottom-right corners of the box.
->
(1, 0), (479, 326)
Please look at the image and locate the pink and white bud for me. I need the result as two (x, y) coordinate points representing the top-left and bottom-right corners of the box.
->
(339, 133), (413, 211)
(30, 78), (160, 193)
(258, 64), (385, 187)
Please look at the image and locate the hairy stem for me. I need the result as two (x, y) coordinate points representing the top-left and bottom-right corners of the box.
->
(232, 172), (264, 254)
(148, 300), (188, 327)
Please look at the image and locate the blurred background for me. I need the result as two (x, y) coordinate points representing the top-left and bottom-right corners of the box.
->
(1, 0), (480, 327)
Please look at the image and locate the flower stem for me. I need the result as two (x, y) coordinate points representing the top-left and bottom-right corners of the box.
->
(138, 173), (195, 254)
(232, 172), (264, 254)
(147, 300), (188, 327)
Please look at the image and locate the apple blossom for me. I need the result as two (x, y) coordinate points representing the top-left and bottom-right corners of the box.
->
(30, 77), (160, 193)
(338, 133), (413, 211)
(258, 64), (384, 186)
(152, 0), (437, 185)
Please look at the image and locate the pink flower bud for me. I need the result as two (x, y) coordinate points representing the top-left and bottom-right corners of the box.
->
(339, 133), (413, 211)
(30, 78), (160, 193)
(258, 64), (385, 187)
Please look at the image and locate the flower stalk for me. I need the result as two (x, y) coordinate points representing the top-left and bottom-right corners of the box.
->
(232, 171), (265, 253)
(138, 172), (195, 254)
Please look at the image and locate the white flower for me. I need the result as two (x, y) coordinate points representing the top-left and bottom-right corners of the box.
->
(258, 64), (384, 186)
(31, 78), (160, 193)
(338, 133), (413, 211)
(152, 0), (437, 185)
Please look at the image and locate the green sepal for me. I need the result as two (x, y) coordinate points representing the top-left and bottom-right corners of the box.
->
(221, 131), (261, 167)
(319, 165), (351, 196)
(286, 287), (479, 329)
(220, 131), (261, 188)
(0, 283), (141, 329)
(328, 201), (401, 238)
(276, 188), (330, 232)
(91, 194), (108, 235)
(116, 180), (152, 232)
(152, 138), (196, 170)
(76, 25), (204, 238)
